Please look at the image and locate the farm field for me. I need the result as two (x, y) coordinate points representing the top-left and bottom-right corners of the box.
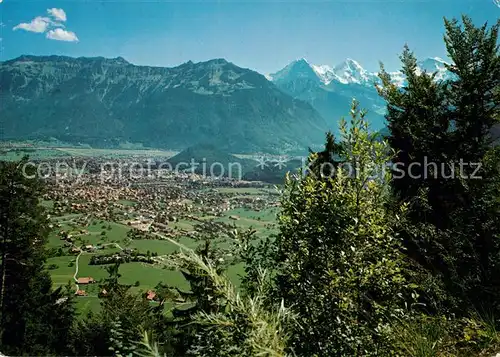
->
(0, 148), (73, 161)
(0, 143), (289, 162)
(55, 147), (178, 158)
(0, 145), (179, 161)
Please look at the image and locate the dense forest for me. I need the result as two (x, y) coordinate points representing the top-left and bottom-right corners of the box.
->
(0, 16), (499, 356)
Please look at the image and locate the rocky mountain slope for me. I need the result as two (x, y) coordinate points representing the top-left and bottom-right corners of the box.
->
(268, 57), (453, 134)
(0, 55), (329, 153)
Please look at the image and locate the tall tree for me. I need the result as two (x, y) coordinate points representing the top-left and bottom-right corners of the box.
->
(443, 15), (500, 311)
(377, 45), (450, 228)
(377, 46), (455, 310)
(0, 157), (75, 355)
(378, 16), (500, 314)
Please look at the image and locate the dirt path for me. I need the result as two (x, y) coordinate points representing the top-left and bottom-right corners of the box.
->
(72, 242), (124, 293)
(73, 251), (83, 292)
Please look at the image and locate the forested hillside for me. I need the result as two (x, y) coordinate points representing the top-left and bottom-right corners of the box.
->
(0, 56), (328, 154)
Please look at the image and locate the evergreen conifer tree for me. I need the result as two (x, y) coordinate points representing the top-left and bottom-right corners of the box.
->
(378, 16), (500, 314)
(0, 157), (75, 355)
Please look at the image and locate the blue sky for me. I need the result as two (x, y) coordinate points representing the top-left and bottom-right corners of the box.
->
(0, 0), (499, 74)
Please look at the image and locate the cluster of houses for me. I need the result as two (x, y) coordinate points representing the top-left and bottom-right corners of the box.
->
(75, 276), (96, 296)
(43, 156), (276, 219)
(73, 276), (158, 303)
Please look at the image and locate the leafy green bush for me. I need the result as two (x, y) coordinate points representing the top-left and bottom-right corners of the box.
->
(262, 100), (418, 356)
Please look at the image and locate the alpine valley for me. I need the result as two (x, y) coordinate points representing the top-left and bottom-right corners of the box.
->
(0, 55), (452, 153)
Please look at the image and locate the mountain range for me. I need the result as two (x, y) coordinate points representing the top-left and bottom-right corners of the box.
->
(0, 55), (453, 154)
(0, 55), (331, 154)
(267, 57), (452, 133)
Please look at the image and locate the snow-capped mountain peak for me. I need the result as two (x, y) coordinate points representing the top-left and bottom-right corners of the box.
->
(418, 57), (448, 71)
(311, 64), (335, 85)
(344, 58), (364, 71)
(331, 58), (378, 85)
(311, 58), (376, 85)
(384, 57), (454, 87)
(415, 57), (452, 82)
(268, 56), (454, 88)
